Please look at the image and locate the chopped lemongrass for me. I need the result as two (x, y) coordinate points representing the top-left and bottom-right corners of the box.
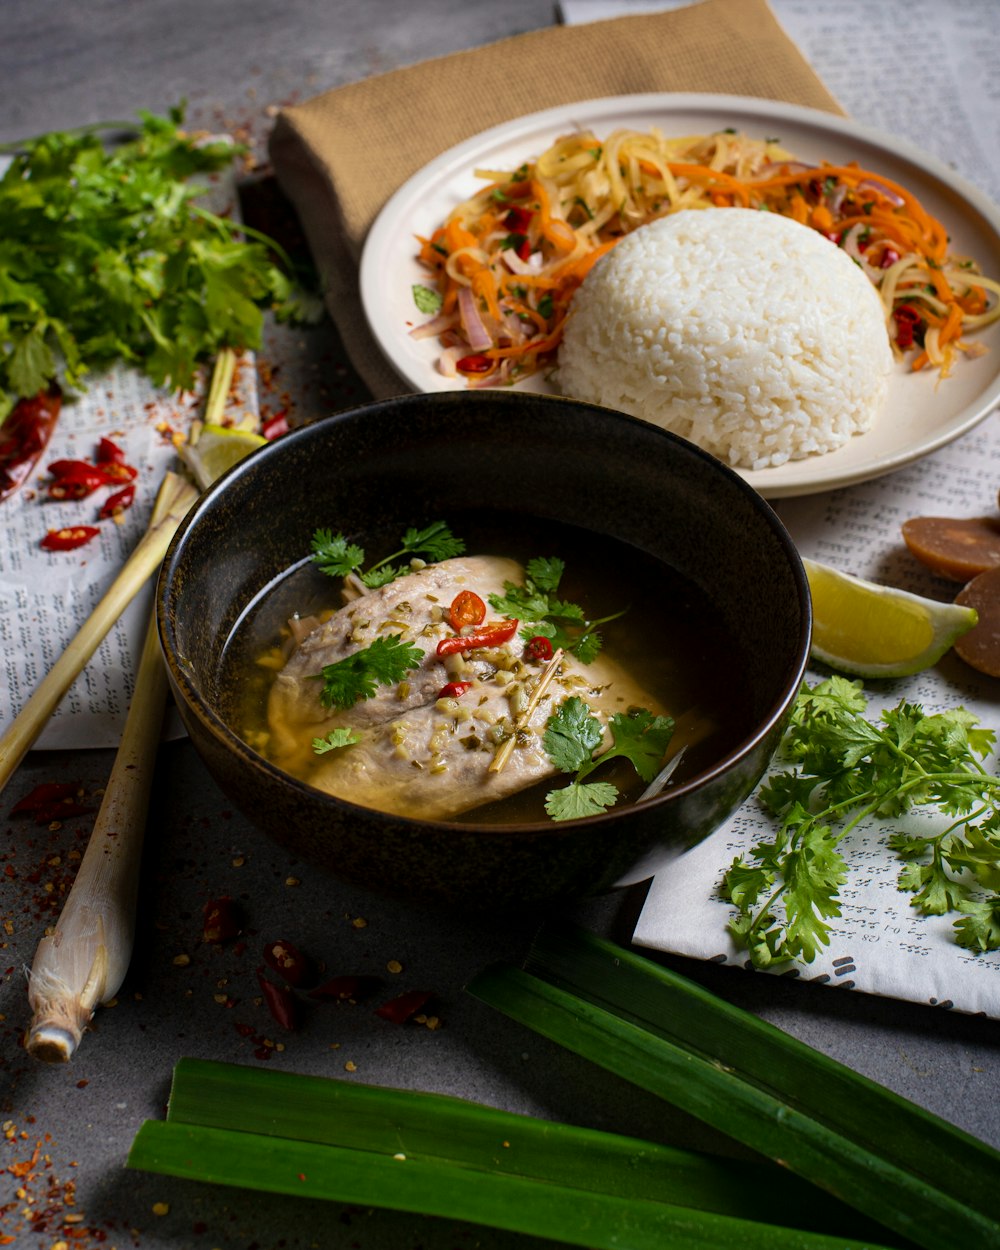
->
(0, 469), (197, 794)
(25, 588), (170, 1061)
(125, 1058), (899, 1250)
(489, 647), (564, 773)
(467, 926), (1000, 1250)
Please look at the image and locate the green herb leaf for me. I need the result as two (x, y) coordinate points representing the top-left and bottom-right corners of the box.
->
(602, 710), (675, 784)
(412, 283), (443, 315)
(317, 635), (423, 711)
(545, 781), (620, 822)
(489, 557), (622, 660)
(400, 520), (465, 564)
(312, 727), (361, 755)
(726, 677), (1000, 967)
(543, 696), (604, 774)
(310, 529), (365, 579)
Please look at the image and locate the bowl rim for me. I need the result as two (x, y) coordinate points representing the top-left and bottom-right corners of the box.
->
(157, 391), (813, 838)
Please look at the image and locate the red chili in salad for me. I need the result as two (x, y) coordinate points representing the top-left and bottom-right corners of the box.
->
(455, 354), (493, 374)
(436, 618), (518, 657)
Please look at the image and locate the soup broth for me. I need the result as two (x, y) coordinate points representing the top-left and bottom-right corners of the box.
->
(217, 513), (754, 825)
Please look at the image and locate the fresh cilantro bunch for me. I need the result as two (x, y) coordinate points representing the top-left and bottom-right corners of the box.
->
(311, 521), (465, 588)
(488, 557), (625, 664)
(725, 676), (1000, 968)
(0, 105), (313, 419)
(317, 636), (423, 711)
(543, 696), (675, 821)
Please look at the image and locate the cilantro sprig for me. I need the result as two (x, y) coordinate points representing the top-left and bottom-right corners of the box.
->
(312, 727), (361, 755)
(724, 676), (1000, 967)
(310, 521), (465, 588)
(0, 106), (316, 418)
(488, 557), (625, 664)
(543, 696), (675, 821)
(316, 635), (423, 711)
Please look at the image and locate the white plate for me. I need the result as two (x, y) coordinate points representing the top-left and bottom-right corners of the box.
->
(360, 93), (1000, 498)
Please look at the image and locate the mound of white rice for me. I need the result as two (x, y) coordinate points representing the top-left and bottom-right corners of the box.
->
(556, 208), (893, 470)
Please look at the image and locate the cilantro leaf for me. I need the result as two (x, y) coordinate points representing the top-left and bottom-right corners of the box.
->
(543, 696), (604, 774)
(317, 636), (423, 711)
(312, 727), (361, 755)
(602, 709), (675, 783)
(545, 781), (619, 822)
(412, 283), (443, 315)
(727, 676), (1000, 969)
(488, 556), (624, 660)
(310, 521), (464, 587)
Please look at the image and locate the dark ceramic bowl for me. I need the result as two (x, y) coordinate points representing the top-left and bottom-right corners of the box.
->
(157, 391), (811, 908)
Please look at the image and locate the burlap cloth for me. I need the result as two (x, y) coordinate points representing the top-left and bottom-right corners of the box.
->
(268, 0), (843, 400)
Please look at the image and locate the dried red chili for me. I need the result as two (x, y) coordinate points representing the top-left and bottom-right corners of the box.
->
(448, 590), (486, 632)
(436, 618), (518, 657)
(0, 385), (62, 502)
(202, 896), (241, 944)
(375, 989), (434, 1024)
(262, 937), (312, 987)
(98, 482), (135, 519)
(437, 680), (473, 699)
(40, 525), (100, 552)
(524, 635), (554, 662)
(256, 969), (298, 1031)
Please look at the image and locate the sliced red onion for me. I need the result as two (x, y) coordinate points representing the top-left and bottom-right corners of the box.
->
(437, 346), (465, 379)
(457, 284), (492, 351)
(840, 224), (882, 282)
(409, 312), (458, 340)
(501, 247), (543, 275)
(859, 177), (905, 207)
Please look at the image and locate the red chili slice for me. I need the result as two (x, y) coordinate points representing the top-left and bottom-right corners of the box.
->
(448, 590), (486, 631)
(503, 206), (533, 233)
(99, 460), (139, 483)
(307, 974), (384, 1002)
(96, 437), (127, 465)
(98, 482), (135, 519)
(10, 781), (93, 824)
(438, 681), (473, 699)
(262, 410), (289, 440)
(40, 526), (100, 552)
(202, 896), (241, 944)
(256, 969), (299, 1030)
(0, 386), (62, 503)
(455, 354), (493, 374)
(436, 618), (518, 657)
(262, 938), (312, 988)
(375, 989), (434, 1024)
(893, 304), (922, 350)
(524, 635), (554, 662)
(47, 461), (111, 499)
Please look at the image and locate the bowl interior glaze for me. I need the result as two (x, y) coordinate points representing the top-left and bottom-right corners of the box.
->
(157, 391), (811, 908)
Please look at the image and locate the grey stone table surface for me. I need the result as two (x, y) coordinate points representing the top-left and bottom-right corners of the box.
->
(1, 3), (999, 1248)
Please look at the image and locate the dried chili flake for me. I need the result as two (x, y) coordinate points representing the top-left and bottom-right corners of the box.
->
(10, 782), (93, 824)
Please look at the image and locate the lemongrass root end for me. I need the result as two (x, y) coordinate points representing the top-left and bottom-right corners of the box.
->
(26, 1023), (81, 1063)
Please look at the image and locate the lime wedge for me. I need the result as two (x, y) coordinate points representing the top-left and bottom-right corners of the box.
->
(803, 557), (978, 678)
(178, 423), (267, 490)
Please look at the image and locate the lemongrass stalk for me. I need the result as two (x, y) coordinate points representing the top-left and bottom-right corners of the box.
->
(25, 595), (168, 1061)
(154, 1057), (894, 1243)
(203, 346), (236, 427)
(489, 647), (564, 773)
(0, 470), (197, 794)
(128, 1120), (898, 1250)
(467, 926), (1000, 1250)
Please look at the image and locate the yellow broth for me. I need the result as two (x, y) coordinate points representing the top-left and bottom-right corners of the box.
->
(217, 514), (754, 825)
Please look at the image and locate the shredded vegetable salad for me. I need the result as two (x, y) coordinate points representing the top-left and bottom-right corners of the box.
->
(411, 128), (1000, 388)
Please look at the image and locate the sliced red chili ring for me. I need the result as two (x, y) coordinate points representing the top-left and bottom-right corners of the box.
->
(448, 589), (486, 631)
(438, 680), (473, 699)
(503, 206), (533, 233)
(256, 969), (299, 1030)
(262, 410), (289, 440)
(99, 460), (139, 483)
(40, 526), (100, 551)
(202, 896), (241, 944)
(375, 989), (434, 1024)
(436, 618), (518, 657)
(524, 635), (554, 662)
(262, 937), (312, 988)
(0, 386), (62, 503)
